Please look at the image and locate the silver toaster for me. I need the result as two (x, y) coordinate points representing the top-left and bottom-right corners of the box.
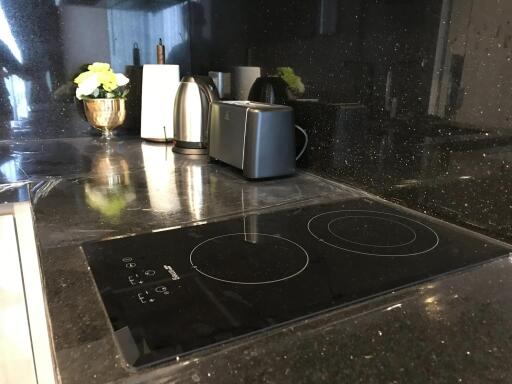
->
(209, 101), (296, 179)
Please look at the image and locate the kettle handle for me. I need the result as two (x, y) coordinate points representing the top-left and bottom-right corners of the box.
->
(195, 79), (219, 144)
(196, 80), (219, 104)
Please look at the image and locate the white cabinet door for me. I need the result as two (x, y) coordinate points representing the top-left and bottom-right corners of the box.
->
(0, 213), (38, 384)
(0, 203), (56, 384)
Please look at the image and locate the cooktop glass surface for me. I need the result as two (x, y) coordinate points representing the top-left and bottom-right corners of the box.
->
(82, 198), (511, 369)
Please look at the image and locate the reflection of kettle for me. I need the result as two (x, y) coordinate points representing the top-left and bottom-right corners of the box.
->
(173, 76), (219, 155)
(173, 159), (212, 221)
(248, 76), (289, 105)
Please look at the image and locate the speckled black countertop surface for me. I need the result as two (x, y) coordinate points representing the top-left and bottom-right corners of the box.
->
(2, 135), (512, 383)
(294, 104), (512, 243)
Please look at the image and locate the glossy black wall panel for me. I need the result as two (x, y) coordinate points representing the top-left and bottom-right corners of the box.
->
(241, 0), (443, 112)
(215, 0), (249, 66)
(2, 0), (511, 134)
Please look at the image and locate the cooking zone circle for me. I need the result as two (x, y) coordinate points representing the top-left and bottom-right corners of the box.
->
(190, 233), (309, 285)
(307, 210), (439, 257)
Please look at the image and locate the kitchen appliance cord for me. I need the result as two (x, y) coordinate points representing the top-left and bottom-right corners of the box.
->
(295, 124), (308, 160)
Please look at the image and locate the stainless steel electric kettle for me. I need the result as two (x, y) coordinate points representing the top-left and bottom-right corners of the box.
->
(173, 76), (219, 155)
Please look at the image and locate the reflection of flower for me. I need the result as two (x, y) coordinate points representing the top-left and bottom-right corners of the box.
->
(276, 67), (305, 95)
(84, 151), (135, 221)
(74, 62), (130, 100)
(85, 184), (135, 219)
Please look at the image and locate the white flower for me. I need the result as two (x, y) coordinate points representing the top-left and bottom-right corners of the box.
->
(115, 73), (129, 87)
(76, 73), (100, 100)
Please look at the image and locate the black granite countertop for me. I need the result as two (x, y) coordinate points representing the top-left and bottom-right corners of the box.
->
(2, 136), (512, 383)
(293, 103), (512, 243)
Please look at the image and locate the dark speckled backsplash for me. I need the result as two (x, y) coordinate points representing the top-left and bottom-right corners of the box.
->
(1, 0), (511, 132)
(0, 0), (511, 240)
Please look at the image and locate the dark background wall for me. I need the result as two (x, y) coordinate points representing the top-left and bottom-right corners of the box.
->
(188, 0), (443, 115)
(1, 0), (512, 139)
(243, 0), (442, 115)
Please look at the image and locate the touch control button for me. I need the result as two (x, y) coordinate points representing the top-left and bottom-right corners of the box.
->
(155, 286), (170, 295)
(125, 262), (136, 269)
(137, 291), (155, 304)
(128, 274), (143, 285)
(144, 270), (156, 276)
(122, 257), (133, 262)
(137, 292), (147, 304)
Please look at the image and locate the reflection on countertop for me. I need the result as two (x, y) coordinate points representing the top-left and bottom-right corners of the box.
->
(84, 146), (136, 222)
(0, 136), (355, 248)
(2, 114), (512, 244)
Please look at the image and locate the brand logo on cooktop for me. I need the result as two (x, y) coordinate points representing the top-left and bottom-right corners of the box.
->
(163, 265), (180, 281)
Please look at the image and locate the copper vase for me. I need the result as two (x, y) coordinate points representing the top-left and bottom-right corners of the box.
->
(83, 98), (127, 139)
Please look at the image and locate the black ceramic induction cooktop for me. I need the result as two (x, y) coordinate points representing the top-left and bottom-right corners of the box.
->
(82, 198), (512, 369)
